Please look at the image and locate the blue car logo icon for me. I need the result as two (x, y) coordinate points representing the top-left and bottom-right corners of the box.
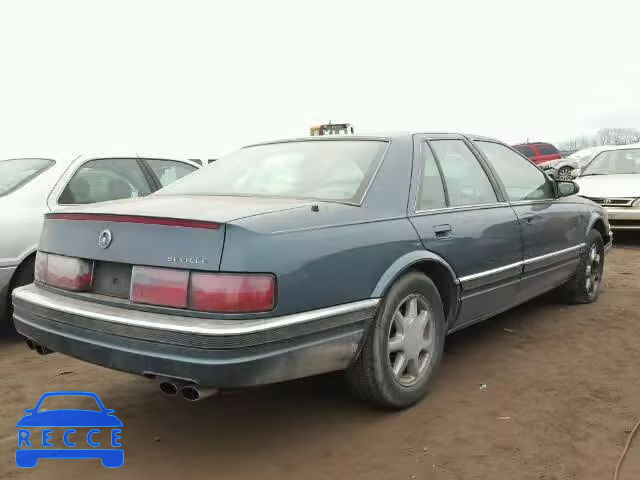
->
(16, 391), (123, 468)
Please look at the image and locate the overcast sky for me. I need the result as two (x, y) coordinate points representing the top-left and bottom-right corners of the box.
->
(0, 0), (639, 158)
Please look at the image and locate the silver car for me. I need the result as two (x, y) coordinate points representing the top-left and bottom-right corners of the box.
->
(576, 145), (640, 230)
(0, 154), (198, 327)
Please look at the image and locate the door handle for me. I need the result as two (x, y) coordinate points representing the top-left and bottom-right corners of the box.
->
(522, 214), (540, 225)
(433, 224), (452, 239)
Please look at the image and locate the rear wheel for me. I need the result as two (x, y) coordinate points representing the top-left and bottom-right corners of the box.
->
(562, 230), (604, 304)
(347, 272), (446, 409)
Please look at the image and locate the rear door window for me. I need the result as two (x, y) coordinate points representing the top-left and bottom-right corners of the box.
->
(58, 158), (152, 204)
(429, 140), (498, 207)
(417, 143), (447, 210)
(144, 159), (197, 188)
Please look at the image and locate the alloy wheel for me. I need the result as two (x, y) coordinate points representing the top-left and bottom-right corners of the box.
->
(585, 243), (602, 296)
(558, 167), (573, 181)
(387, 294), (436, 387)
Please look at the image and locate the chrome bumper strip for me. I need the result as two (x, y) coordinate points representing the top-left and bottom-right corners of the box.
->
(12, 284), (379, 336)
(522, 243), (585, 265)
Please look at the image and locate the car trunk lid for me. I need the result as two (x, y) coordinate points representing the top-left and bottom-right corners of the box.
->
(37, 195), (314, 299)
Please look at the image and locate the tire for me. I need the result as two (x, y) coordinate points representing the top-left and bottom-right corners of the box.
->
(346, 271), (446, 409)
(562, 230), (604, 304)
(558, 166), (573, 181)
(2, 256), (35, 332)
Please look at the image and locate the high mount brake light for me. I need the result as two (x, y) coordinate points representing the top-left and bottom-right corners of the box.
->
(46, 213), (220, 230)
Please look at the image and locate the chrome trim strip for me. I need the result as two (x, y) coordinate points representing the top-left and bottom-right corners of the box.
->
(414, 202), (509, 216)
(523, 243), (585, 265)
(458, 261), (522, 283)
(509, 199), (554, 206)
(12, 285), (379, 336)
(458, 243), (585, 283)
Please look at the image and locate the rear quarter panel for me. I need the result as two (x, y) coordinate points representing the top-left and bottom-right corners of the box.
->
(221, 213), (422, 315)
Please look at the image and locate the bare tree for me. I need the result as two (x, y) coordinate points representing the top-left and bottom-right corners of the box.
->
(597, 128), (640, 145)
(558, 128), (640, 151)
(558, 134), (598, 151)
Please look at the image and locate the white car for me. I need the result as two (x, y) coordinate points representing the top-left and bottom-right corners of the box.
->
(538, 157), (580, 180)
(568, 145), (623, 170)
(576, 145), (640, 230)
(0, 154), (199, 327)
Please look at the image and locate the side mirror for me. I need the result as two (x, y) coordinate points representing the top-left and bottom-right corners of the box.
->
(570, 168), (580, 179)
(556, 180), (579, 198)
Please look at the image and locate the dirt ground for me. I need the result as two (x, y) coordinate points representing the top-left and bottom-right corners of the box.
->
(1, 237), (639, 480)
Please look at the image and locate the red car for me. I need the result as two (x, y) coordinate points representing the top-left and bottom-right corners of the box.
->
(513, 142), (562, 165)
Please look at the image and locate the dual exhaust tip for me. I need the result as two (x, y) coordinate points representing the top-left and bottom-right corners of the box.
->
(159, 381), (218, 402)
(24, 340), (213, 402)
(24, 339), (53, 355)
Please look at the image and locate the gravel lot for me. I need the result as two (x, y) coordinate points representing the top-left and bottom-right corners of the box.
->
(1, 237), (638, 480)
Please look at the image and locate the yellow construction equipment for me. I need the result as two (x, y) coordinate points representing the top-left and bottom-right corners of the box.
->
(309, 122), (354, 136)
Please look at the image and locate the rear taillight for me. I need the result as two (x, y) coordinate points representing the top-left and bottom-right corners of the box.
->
(190, 273), (275, 313)
(35, 252), (93, 291)
(34, 251), (48, 283)
(129, 266), (275, 313)
(130, 267), (189, 308)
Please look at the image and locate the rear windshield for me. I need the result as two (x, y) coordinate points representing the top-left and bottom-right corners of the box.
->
(0, 158), (54, 197)
(582, 148), (640, 176)
(158, 140), (388, 203)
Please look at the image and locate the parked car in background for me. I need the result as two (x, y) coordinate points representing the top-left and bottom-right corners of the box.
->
(0, 154), (199, 328)
(513, 142), (562, 165)
(12, 133), (611, 409)
(576, 145), (640, 230)
(537, 157), (579, 181)
(514, 142), (575, 180)
(569, 144), (636, 171)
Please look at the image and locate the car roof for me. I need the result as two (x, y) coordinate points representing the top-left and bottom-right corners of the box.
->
(245, 132), (502, 147)
(1, 153), (198, 168)
(513, 142), (556, 147)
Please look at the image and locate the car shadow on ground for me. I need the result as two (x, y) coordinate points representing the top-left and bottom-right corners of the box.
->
(87, 288), (568, 466)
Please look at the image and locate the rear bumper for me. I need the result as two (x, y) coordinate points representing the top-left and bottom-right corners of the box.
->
(605, 207), (640, 230)
(12, 284), (378, 388)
